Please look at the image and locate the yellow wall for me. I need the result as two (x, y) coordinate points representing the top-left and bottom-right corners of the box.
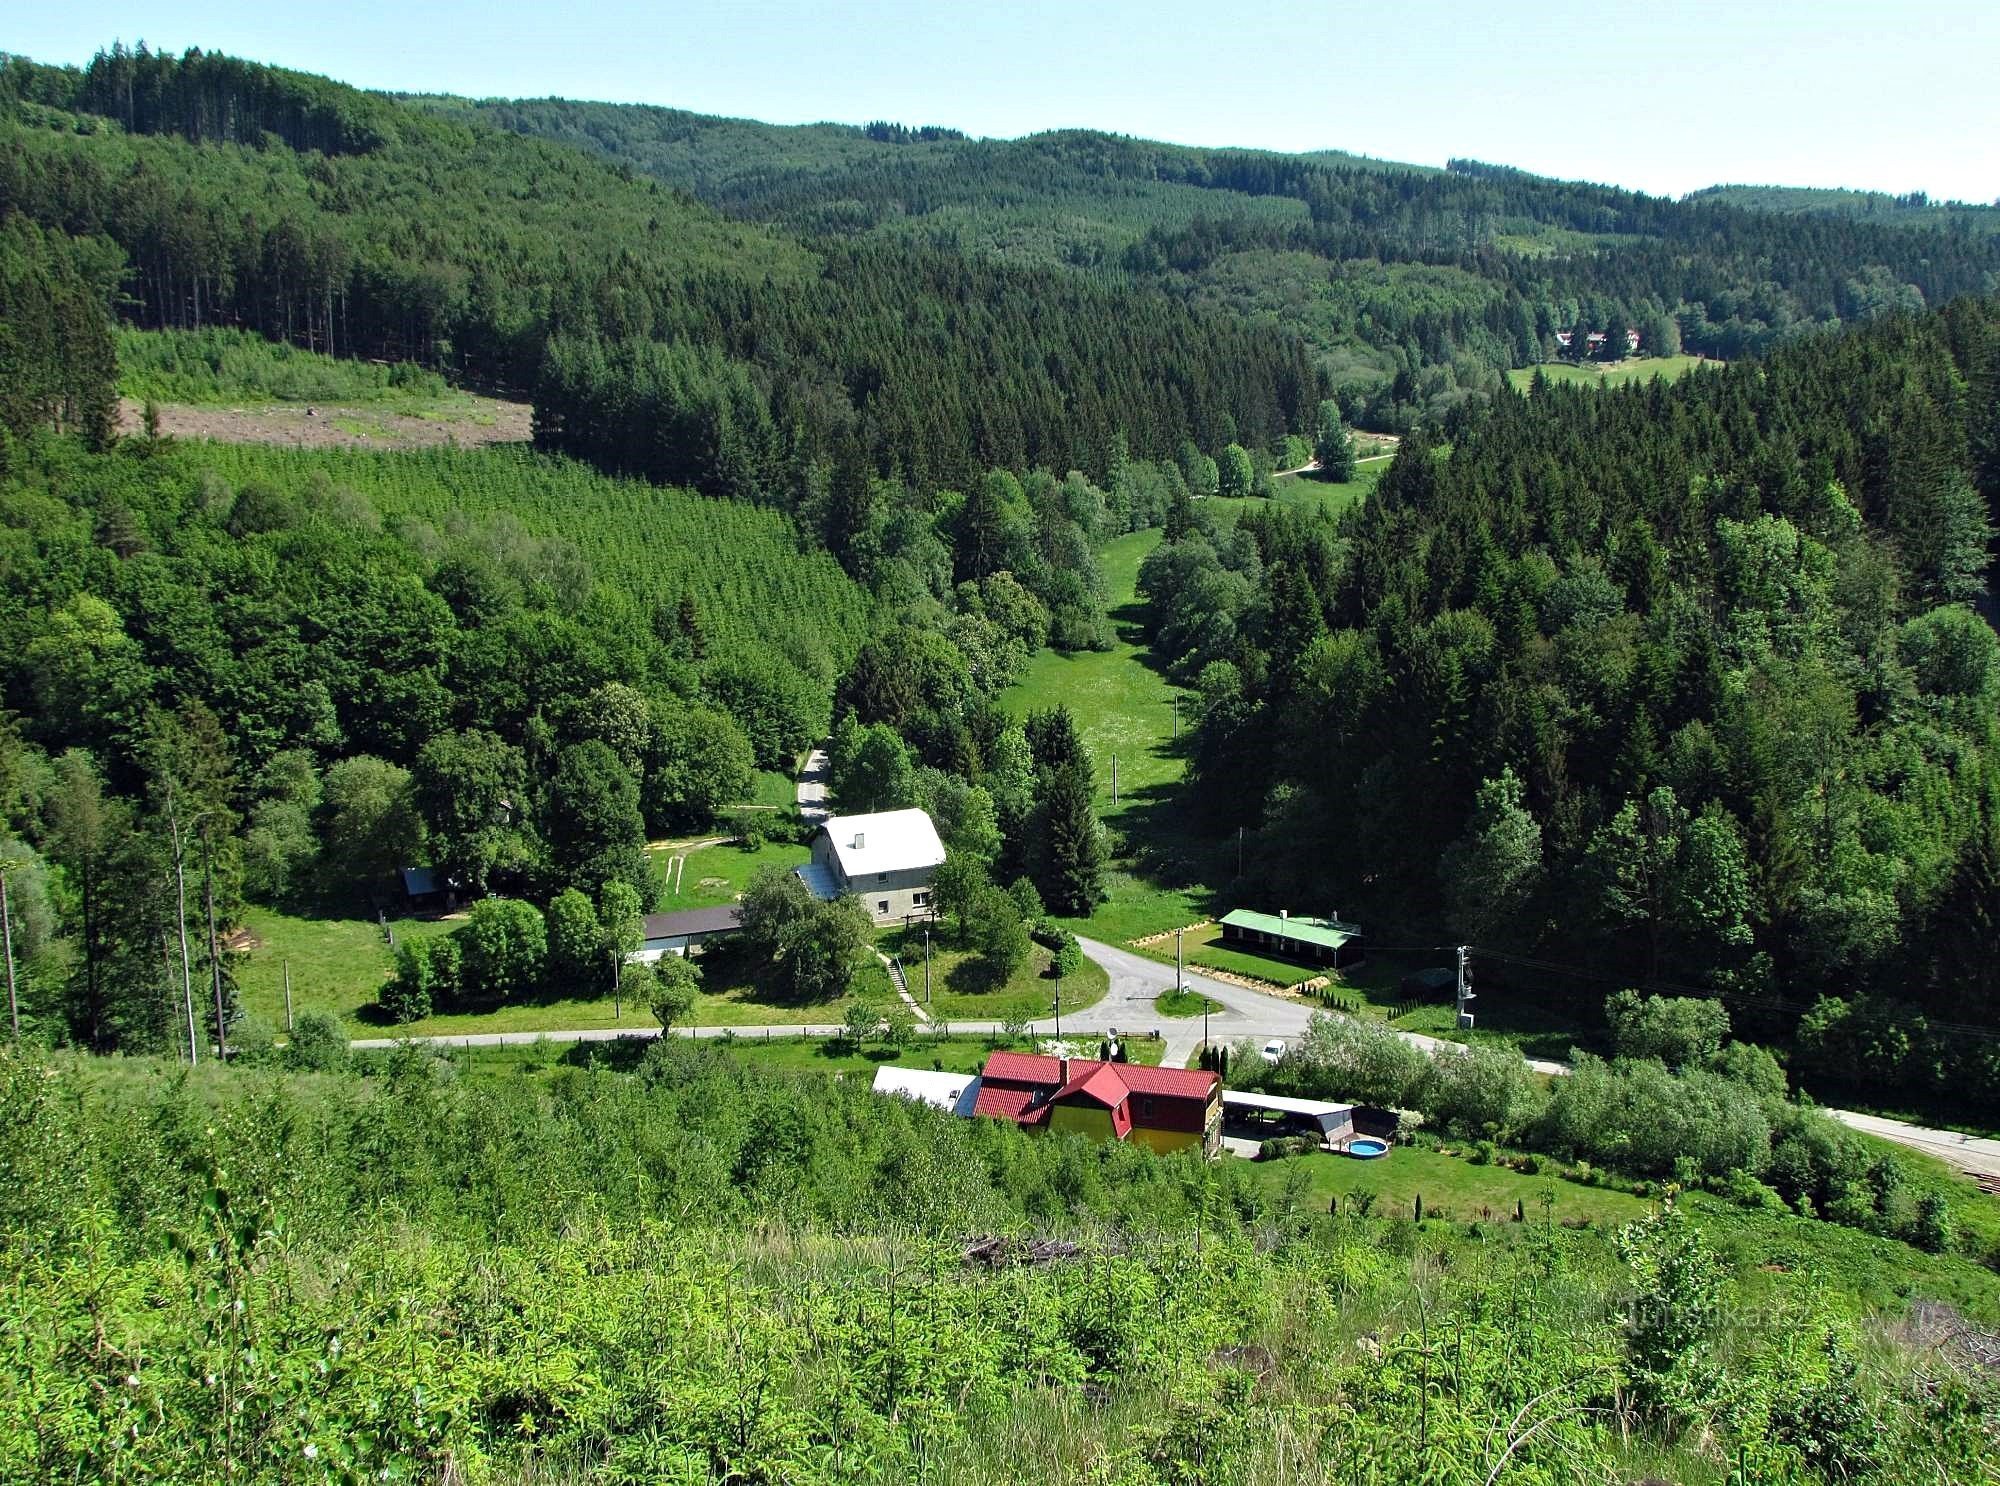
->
(1130, 1126), (1204, 1156)
(1048, 1104), (1117, 1142)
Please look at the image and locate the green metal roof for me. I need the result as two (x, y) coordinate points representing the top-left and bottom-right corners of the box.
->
(1219, 909), (1360, 950)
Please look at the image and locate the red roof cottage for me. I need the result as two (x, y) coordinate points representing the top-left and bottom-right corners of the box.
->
(972, 1051), (1221, 1155)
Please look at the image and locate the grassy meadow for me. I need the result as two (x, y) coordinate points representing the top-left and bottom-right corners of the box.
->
(1506, 353), (1715, 391)
(877, 925), (1109, 1023)
(999, 528), (1181, 822)
(118, 326), (456, 406)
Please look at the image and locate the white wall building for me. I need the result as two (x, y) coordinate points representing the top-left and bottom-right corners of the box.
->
(797, 808), (946, 923)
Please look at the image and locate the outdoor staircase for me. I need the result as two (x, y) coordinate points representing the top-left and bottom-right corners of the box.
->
(877, 951), (930, 1023)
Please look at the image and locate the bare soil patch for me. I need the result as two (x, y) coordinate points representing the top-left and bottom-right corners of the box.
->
(116, 396), (533, 451)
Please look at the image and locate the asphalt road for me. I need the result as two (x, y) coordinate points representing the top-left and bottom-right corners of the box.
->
(349, 934), (2000, 1183)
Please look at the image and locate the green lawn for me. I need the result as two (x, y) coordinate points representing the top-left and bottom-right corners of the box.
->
(740, 770), (799, 809)
(878, 926), (1109, 1023)
(1506, 354), (1714, 392)
(236, 905), (458, 1030)
(1155, 987), (1221, 1018)
(1250, 1144), (1652, 1227)
(1210, 461), (1383, 523)
(1058, 873), (1212, 945)
(443, 1029), (1167, 1084)
(651, 838), (809, 908)
(999, 529), (1180, 821)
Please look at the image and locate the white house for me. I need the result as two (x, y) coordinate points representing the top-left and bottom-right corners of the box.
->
(796, 807), (946, 923)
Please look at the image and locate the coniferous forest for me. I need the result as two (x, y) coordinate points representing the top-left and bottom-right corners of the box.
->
(1, 38), (1999, 1486)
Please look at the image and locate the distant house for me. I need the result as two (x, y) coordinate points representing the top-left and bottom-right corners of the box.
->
(796, 808), (946, 924)
(636, 905), (742, 961)
(1218, 909), (1364, 971)
(399, 866), (462, 912)
(970, 1051), (1221, 1156)
(1624, 326), (1642, 353)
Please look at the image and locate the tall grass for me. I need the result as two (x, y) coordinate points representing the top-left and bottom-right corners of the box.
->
(118, 326), (450, 404)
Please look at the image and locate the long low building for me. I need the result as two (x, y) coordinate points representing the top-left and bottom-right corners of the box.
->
(1222, 1090), (1355, 1144)
(635, 905), (743, 961)
(1218, 909), (1364, 970)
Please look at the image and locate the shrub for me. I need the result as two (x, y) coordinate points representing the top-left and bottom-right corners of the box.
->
(1911, 1192), (1954, 1253)
(284, 1011), (349, 1072)
(381, 940), (438, 1023)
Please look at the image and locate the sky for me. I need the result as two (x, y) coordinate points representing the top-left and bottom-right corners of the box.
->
(8, 0), (1997, 203)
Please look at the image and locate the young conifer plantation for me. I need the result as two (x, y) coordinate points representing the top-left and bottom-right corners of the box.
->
(0, 37), (1997, 1486)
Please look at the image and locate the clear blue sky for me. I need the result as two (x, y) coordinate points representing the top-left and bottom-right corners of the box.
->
(9, 0), (1997, 202)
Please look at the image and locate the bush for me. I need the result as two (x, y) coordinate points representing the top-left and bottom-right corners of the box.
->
(1911, 1191), (1954, 1253)
(381, 939), (439, 1023)
(1258, 1135), (1316, 1160)
(284, 1011), (349, 1072)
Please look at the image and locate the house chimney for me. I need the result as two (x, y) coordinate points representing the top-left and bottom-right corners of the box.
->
(1059, 1055), (1071, 1084)
(1280, 909), (1289, 921)
(853, 831), (865, 850)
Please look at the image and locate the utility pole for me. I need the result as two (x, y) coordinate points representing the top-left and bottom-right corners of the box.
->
(282, 958), (294, 1033)
(200, 821), (227, 1063)
(923, 926), (932, 1005)
(1455, 944), (1476, 1030)
(1111, 754), (1118, 804)
(1237, 826), (1245, 878)
(1172, 694), (1180, 740)
(1175, 927), (1184, 995)
(0, 862), (20, 1044)
(1054, 971), (1062, 1041)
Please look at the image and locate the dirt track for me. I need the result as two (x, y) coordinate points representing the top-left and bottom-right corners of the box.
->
(116, 396), (533, 451)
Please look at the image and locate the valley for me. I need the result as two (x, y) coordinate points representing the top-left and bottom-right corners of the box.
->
(0, 33), (1997, 1486)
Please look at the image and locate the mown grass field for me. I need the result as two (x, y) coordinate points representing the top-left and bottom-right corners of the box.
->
(998, 529), (1179, 822)
(235, 905), (457, 1031)
(1506, 354), (1714, 392)
(651, 837), (809, 908)
(422, 1029), (1167, 1084)
(1211, 461), (1384, 523)
(1251, 1144), (1653, 1227)
(877, 926), (1109, 1022)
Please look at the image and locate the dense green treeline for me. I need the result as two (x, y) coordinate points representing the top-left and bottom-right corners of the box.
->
(0, 215), (118, 448)
(0, 430), (881, 1048)
(0, 48), (1317, 501)
(6, 1043), (1996, 1482)
(454, 96), (2000, 428)
(1146, 299), (2000, 1112)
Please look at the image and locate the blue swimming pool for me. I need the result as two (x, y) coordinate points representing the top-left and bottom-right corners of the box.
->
(1347, 1138), (1389, 1159)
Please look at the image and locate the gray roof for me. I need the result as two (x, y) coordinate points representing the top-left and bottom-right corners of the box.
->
(640, 906), (743, 941)
(794, 861), (841, 901)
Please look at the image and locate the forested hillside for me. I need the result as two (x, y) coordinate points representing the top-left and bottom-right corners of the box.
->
(1146, 296), (2000, 1112)
(1690, 183), (2000, 234)
(0, 48), (1315, 501)
(447, 96), (2000, 428)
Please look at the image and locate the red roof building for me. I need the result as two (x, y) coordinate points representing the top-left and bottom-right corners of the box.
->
(972, 1052), (1220, 1155)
